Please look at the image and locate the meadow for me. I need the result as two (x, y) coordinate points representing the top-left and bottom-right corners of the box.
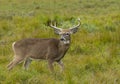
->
(0, 0), (120, 84)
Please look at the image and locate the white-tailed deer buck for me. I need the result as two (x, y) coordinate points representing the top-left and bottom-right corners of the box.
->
(7, 18), (81, 72)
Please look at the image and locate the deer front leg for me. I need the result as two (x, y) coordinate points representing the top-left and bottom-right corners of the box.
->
(48, 59), (54, 72)
(23, 58), (32, 70)
(57, 60), (64, 72)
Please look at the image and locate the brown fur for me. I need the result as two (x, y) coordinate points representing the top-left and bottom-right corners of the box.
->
(7, 38), (70, 71)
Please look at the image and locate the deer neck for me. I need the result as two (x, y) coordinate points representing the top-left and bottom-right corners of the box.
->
(58, 39), (70, 50)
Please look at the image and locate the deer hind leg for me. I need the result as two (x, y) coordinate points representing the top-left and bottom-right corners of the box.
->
(23, 58), (32, 70)
(57, 60), (64, 72)
(7, 60), (14, 68)
(7, 56), (24, 71)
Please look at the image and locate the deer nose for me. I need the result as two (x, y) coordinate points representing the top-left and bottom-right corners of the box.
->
(60, 36), (66, 41)
(60, 38), (65, 41)
(60, 37), (66, 41)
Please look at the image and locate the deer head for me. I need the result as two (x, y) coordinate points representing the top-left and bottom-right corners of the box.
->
(50, 18), (81, 44)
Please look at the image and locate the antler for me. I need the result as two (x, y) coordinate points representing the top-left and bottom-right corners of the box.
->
(49, 21), (62, 30)
(69, 18), (81, 29)
(49, 21), (62, 35)
(69, 18), (81, 34)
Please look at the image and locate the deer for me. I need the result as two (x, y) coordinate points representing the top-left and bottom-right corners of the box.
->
(7, 18), (81, 72)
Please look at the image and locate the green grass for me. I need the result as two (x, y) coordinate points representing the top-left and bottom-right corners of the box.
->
(0, 0), (120, 84)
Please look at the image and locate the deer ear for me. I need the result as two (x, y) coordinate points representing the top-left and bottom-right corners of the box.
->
(70, 27), (79, 34)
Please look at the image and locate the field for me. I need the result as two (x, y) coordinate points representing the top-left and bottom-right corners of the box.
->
(0, 0), (120, 84)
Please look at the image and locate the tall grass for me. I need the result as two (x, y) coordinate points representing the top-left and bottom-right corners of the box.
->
(0, 0), (120, 83)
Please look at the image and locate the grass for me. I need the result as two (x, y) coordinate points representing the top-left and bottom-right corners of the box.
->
(0, 0), (120, 84)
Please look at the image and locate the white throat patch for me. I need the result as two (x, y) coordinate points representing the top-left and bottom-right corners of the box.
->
(63, 40), (70, 44)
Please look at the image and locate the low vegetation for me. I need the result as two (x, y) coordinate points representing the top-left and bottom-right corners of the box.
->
(0, 0), (120, 83)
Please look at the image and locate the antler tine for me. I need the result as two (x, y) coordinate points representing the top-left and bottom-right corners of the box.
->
(49, 20), (62, 30)
(78, 18), (80, 21)
(70, 18), (81, 29)
(54, 21), (57, 27)
(78, 18), (81, 25)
